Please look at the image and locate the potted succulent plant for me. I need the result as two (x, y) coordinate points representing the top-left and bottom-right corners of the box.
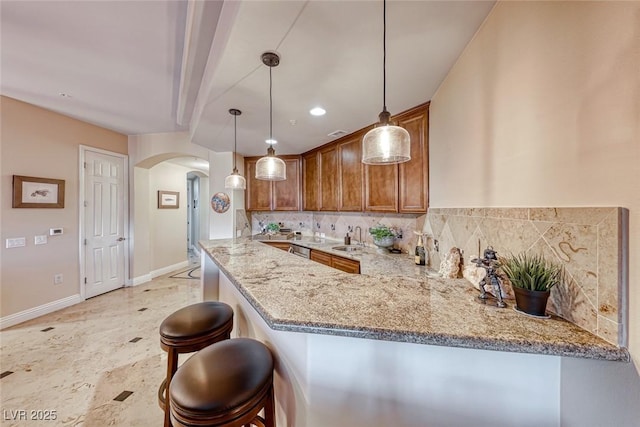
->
(500, 252), (564, 317)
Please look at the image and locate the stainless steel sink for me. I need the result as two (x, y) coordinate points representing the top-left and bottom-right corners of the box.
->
(331, 245), (361, 252)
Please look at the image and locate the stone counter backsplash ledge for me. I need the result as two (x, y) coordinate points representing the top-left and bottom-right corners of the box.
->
(423, 207), (628, 347)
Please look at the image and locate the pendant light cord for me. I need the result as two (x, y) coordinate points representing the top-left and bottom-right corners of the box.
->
(233, 113), (237, 170)
(269, 66), (273, 145)
(382, 0), (387, 112)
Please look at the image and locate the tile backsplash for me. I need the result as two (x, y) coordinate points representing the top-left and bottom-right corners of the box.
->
(248, 211), (420, 252)
(245, 207), (628, 347)
(423, 207), (628, 347)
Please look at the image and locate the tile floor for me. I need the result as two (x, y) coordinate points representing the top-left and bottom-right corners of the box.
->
(0, 264), (201, 426)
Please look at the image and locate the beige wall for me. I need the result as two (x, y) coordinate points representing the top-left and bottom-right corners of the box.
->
(148, 162), (190, 272)
(128, 132), (213, 281)
(430, 2), (640, 423)
(1, 96), (127, 317)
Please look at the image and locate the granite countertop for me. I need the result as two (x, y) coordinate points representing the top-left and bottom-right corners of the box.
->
(200, 236), (629, 362)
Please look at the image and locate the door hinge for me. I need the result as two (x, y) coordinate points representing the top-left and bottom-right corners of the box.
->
(84, 277), (87, 284)
(84, 161), (87, 169)
(84, 239), (87, 245)
(84, 201), (88, 207)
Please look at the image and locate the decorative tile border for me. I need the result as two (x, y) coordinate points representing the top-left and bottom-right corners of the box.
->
(422, 207), (628, 347)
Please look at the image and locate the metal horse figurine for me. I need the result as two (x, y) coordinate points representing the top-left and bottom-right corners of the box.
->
(472, 246), (507, 308)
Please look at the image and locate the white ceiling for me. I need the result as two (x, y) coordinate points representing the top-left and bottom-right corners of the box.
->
(1, 0), (495, 157)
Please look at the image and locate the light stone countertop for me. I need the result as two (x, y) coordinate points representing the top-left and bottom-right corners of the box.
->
(200, 236), (630, 362)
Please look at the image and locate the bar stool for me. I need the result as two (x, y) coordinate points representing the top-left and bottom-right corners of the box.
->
(169, 338), (275, 427)
(159, 302), (234, 427)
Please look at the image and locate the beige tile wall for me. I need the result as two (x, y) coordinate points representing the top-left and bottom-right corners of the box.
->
(423, 208), (627, 346)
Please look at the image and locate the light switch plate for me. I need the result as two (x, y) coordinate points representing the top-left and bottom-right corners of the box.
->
(35, 235), (47, 245)
(6, 237), (26, 248)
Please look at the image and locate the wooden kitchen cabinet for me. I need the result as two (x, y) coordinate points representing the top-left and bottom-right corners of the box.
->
(310, 249), (332, 266)
(302, 151), (319, 211)
(397, 103), (429, 213)
(263, 241), (292, 251)
(331, 256), (360, 274)
(337, 133), (363, 211)
(245, 158), (271, 211)
(310, 249), (360, 274)
(245, 156), (301, 211)
(319, 145), (339, 211)
(299, 101), (429, 214)
(273, 157), (301, 211)
(302, 131), (364, 212)
(364, 163), (398, 212)
(364, 102), (429, 213)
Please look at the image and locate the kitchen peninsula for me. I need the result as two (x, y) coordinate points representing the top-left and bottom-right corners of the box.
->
(200, 237), (628, 427)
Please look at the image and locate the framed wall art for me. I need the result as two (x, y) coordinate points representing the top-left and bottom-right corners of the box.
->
(12, 175), (65, 208)
(158, 190), (179, 209)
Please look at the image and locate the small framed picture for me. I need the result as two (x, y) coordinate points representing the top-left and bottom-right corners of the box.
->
(12, 175), (65, 208)
(158, 190), (179, 209)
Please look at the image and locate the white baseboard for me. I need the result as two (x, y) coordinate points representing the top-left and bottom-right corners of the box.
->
(0, 294), (83, 330)
(151, 261), (189, 279)
(130, 274), (152, 287)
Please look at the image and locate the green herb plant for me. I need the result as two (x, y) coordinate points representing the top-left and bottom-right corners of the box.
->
(500, 253), (564, 292)
(265, 222), (280, 233)
(368, 224), (397, 240)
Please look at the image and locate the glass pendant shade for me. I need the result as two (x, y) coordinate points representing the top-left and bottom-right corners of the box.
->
(255, 146), (286, 181)
(224, 168), (246, 190)
(362, 123), (411, 164)
(224, 108), (247, 190)
(256, 51), (286, 181)
(362, 0), (411, 165)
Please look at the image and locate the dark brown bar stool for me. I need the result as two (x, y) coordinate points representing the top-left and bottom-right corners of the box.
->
(169, 338), (275, 427)
(159, 302), (234, 427)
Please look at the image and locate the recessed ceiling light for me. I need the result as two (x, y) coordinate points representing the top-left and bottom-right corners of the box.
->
(289, 119), (297, 126)
(310, 107), (326, 116)
(58, 92), (72, 98)
(265, 139), (277, 145)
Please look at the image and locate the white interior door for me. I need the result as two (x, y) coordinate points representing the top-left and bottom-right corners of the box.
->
(84, 149), (126, 298)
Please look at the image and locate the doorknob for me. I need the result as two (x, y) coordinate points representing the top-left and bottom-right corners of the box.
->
(117, 237), (126, 241)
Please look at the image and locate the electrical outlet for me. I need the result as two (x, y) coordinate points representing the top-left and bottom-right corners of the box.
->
(35, 235), (47, 245)
(54, 274), (63, 285)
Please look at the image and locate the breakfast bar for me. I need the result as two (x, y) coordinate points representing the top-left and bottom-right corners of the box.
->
(200, 236), (628, 427)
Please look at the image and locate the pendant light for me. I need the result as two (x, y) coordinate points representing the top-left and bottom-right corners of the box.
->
(224, 108), (246, 190)
(362, 0), (411, 165)
(255, 51), (286, 181)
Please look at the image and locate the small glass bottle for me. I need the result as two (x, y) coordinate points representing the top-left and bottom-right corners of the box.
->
(415, 235), (426, 266)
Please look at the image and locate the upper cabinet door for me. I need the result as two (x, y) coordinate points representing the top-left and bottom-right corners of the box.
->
(245, 158), (272, 211)
(364, 163), (398, 212)
(302, 151), (319, 211)
(338, 134), (363, 211)
(319, 145), (339, 211)
(398, 104), (429, 213)
(273, 157), (301, 211)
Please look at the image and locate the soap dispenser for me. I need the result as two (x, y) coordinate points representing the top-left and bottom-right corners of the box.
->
(344, 232), (351, 245)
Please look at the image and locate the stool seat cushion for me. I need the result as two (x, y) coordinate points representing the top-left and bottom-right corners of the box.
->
(170, 338), (273, 415)
(160, 302), (233, 340)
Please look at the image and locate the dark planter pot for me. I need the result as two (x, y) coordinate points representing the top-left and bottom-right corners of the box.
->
(513, 287), (551, 316)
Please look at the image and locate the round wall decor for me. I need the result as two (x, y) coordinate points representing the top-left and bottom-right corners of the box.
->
(211, 192), (230, 213)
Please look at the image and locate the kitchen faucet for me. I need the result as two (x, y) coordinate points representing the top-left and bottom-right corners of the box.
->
(354, 226), (364, 246)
